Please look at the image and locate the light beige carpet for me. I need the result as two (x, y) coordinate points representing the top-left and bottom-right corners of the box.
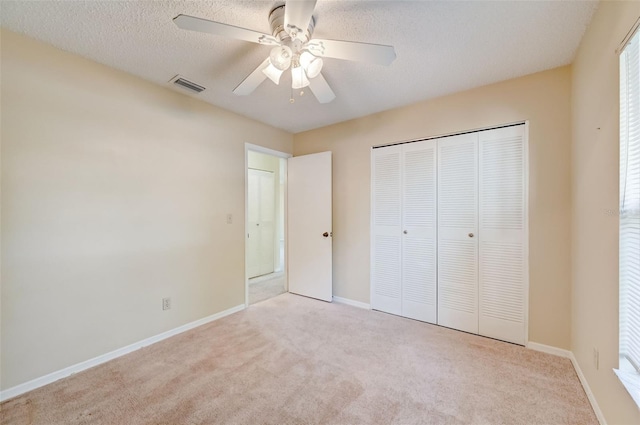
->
(249, 272), (286, 305)
(1, 293), (596, 425)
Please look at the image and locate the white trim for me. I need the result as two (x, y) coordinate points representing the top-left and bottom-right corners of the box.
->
(617, 15), (640, 55)
(527, 342), (607, 425)
(332, 296), (371, 310)
(244, 143), (292, 159)
(523, 120), (530, 346)
(570, 353), (608, 425)
(614, 367), (640, 414)
(371, 120), (527, 149)
(369, 147), (375, 311)
(527, 341), (572, 358)
(0, 304), (245, 402)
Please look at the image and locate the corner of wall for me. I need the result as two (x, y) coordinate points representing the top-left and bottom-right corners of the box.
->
(569, 1), (640, 424)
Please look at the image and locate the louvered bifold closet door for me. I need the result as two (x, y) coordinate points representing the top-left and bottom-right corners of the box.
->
(402, 140), (437, 323)
(437, 133), (479, 334)
(371, 145), (403, 315)
(478, 125), (527, 345)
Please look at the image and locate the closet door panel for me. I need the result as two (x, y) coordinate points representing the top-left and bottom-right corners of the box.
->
(402, 140), (437, 323)
(371, 146), (403, 315)
(479, 125), (526, 345)
(437, 133), (479, 334)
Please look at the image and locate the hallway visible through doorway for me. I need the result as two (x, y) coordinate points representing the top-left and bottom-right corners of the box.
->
(246, 147), (288, 305)
(249, 272), (286, 304)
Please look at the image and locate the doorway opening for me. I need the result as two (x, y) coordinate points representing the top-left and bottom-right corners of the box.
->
(245, 145), (290, 306)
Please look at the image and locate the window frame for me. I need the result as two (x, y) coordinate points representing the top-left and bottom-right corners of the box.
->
(616, 19), (640, 409)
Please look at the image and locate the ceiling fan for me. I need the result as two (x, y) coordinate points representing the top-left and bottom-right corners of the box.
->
(173, 0), (396, 104)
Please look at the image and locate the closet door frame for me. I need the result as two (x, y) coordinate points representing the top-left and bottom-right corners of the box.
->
(524, 121), (530, 346)
(369, 121), (529, 346)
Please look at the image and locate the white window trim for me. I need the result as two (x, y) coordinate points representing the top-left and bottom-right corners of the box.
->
(615, 17), (640, 409)
(615, 358), (640, 408)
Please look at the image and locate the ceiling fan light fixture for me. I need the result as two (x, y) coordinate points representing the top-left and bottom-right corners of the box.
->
(299, 51), (323, 79)
(269, 45), (293, 71)
(262, 63), (284, 84)
(291, 65), (310, 89)
(174, 0), (395, 104)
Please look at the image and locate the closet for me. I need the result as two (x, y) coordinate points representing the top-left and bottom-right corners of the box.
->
(371, 124), (527, 345)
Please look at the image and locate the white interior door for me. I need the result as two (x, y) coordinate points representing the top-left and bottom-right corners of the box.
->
(478, 125), (527, 345)
(247, 168), (275, 278)
(247, 170), (261, 278)
(437, 133), (479, 334)
(288, 152), (332, 302)
(371, 145), (403, 315)
(258, 170), (275, 276)
(402, 140), (438, 323)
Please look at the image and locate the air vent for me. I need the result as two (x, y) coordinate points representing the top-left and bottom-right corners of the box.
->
(169, 75), (206, 93)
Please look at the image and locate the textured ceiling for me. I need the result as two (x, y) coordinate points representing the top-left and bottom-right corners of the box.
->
(0, 1), (597, 133)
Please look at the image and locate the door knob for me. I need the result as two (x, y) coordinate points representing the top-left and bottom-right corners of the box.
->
(323, 232), (329, 238)
(468, 233), (474, 238)
(403, 230), (408, 234)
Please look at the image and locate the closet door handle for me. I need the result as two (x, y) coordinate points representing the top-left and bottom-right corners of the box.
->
(403, 230), (408, 234)
(468, 233), (474, 238)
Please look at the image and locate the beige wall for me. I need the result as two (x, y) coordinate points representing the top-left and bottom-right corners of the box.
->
(572, 1), (640, 424)
(0, 29), (292, 390)
(295, 66), (573, 350)
(5, 4), (640, 420)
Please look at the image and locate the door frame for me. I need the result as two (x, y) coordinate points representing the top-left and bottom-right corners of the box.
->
(245, 143), (292, 307)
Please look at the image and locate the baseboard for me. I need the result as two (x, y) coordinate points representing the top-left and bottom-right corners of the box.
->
(527, 342), (607, 425)
(568, 352), (608, 425)
(0, 303), (245, 402)
(332, 296), (371, 310)
(527, 341), (572, 358)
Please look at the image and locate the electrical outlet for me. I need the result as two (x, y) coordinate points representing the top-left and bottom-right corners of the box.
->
(226, 214), (233, 224)
(162, 297), (171, 311)
(593, 347), (599, 370)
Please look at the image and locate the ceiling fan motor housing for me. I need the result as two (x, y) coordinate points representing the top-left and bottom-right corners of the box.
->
(269, 5), (315, 44)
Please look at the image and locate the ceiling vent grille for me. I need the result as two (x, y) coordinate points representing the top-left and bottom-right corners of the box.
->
(169, 75), (206, 93)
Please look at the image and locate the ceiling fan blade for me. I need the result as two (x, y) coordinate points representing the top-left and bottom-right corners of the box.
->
(233, 59), (271, 96)
(284, 0), (317, 41)
(173, 14), (279, 46)
(307, 39), (396, 66)
(308, 73), (336, 104)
